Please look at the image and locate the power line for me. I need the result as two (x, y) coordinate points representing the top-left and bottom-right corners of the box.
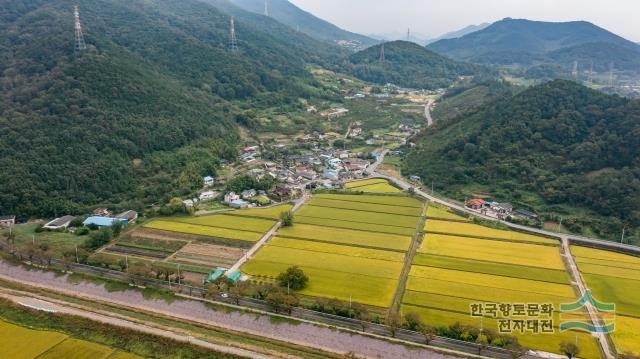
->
(73, 4), (87, 54)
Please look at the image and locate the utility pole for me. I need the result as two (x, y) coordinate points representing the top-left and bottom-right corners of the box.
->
(75, 246), (79, 263)
(229, 17), (239, 53)
(177, 264), (181, 285)
(558, 216), (563, 231)
(621, 226), (626, 244)
(572, 61), (578, 80)
(431, 181), (434, 196)
(73, 4), (87, 54)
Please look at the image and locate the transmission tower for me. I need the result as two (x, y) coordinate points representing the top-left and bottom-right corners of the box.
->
(407, 28), (411, 41)
(588, 61), (593, 84)
(73, 4), (87, 54)
(229, 17), (239, 53)
(264, 0), (269, 17)
(379, 43), (385, 63)
(609, 62), (614, 87)
(571, 61), (578, 80)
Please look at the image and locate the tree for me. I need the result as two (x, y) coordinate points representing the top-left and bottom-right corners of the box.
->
(385, 312), (402, 337)
(280, 211), (294, 227)
(420, 325), (437, 345)
(505, 342), (527, 359)
(560, 342), (580, 359)
(276, 266), (308, 290)
(266, 290), (299, 314)
(403, 312), (423, 331)
(476, 333), (489, 355)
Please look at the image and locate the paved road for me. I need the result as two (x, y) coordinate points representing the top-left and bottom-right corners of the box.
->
(561, 239), (615, 359)
(1, 292), (269, 359)
(424, 99), (434, 126)
(227, 193), (310, 274)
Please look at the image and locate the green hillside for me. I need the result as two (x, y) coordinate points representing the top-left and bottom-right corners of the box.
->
(345, 41), (481, 89)
(0, 0), (331, 217)
(230, 0), (376, 47)
(404, 80), (640, 242)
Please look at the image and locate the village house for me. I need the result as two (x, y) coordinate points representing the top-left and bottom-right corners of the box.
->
(322, 168), (339, 180)
(43, 215), (76, 230)
(116, 210), (138, 224)
(319, 108), (349, 119)
(230, 199), (249, 209)
(92, 208), (111, 217)
(348, 127), (363, 138)
(0, 215), (16, 228)
(241, 189), (257, 200)
(199, 191), (217, 202)
(203, 176), (215, 187)
(224, 192), (240, 204)
(466, 198), (486, 210)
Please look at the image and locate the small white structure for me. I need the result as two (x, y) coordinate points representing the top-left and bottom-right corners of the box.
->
(241, 189), (257, 200)
(199, 191), (217, 201)
(203, 176), (214, 187)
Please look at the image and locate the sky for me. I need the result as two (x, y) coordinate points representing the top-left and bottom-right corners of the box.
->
(289, 0), (640, 42)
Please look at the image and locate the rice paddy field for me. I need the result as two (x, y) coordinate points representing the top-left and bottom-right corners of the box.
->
(242, 193), (424, 308)
(143, 205), (287, 244)
(424, 219), (558, 245)
(345, 178), (401, 193)
(400, 211), (600, 358)
(571, 245), (640, 356)
(0, 320), (140, 359)
(425, 205), (470, 222)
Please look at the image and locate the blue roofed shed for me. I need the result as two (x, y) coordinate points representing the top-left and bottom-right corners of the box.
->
(206, 267), (227, 283)
(227, 271), (242, 283)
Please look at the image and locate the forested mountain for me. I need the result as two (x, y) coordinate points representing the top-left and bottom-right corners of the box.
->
(404, 80), (640, 240)
(200, 0), (346, 62)
(0, 0), (333, 217)
(229, 0), (376, 47)
(427, 18), (640, 72)
(345, 41), (481, 89)
(424, 23), (490, 45)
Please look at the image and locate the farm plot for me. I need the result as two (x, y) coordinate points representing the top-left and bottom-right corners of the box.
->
(425, 205), (469, 222)
(314, 193), (422, 208)
(424, 219), (558, 245)
(400, 228), (600, 357)
(308, 197), (421, 216)
(572, 245), (640, 355)
(175, 214), (275, 233)
(0, 320), (140, 359)
(106, 235), (187, 259)
(277, 224), (411, 251)
(297, 206), (420, 229)
(227, 203), (293, 220)
(171, 242), (245, 268)
(242, 193), (423, 308)
(346, 179), (402, 193)
(344, 178), (388, 188)
(295, 215), (415, 236)
(144, 220), (263, 243)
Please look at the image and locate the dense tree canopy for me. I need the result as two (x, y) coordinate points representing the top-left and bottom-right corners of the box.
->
(405, 80), (640, 240)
